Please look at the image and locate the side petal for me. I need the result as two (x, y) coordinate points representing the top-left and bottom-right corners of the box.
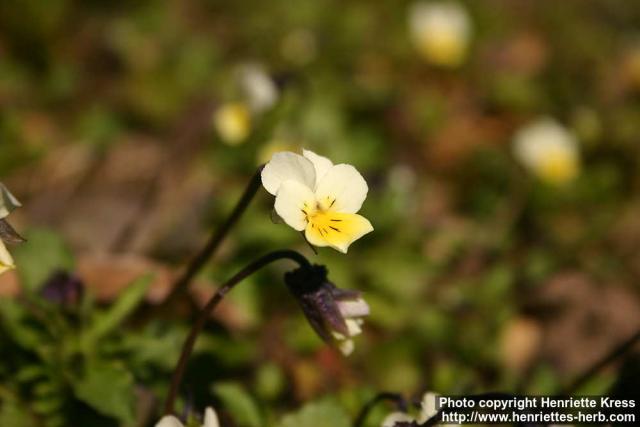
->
(302, 149), (333, 188)
(274, 180), (316, 231)
(314, 164), (368, 213)
(0, 183), (21, 219)
(305, 212), (373, 253)
(155, 415), (184, 427)
(261, 151), (316, 195)
(0, 240), (15, 276)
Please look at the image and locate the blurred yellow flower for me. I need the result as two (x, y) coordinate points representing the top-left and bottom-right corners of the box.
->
(408, 1), (472, 67)
(213, 102), (251, 145)
(513, 118), (580, 186)
(156, 407), (219, 427)
(261, 150), (373, 253)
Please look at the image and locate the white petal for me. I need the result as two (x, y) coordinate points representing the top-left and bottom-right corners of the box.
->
(0, 183), (21, 219)
(382, 412), (415, 427)
(337, 298), (370, 318)
(314, 164), (368, 213)
(203, 407), (220, 427)
(261, 152), (316, 195)
(345, 318), (362, 336)
(302, 149), (333, 188)
(274, 180), (316, 231)
(155, 415), (185, 427)
(0, 240), (15, 276)
(418, 392), (439, 423)
(337, 338), (354, 356)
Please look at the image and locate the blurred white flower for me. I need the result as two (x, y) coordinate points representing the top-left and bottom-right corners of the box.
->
(156, 407), (219, 427)
(238, 64), (278, 114)
(0, 183), (21, 276)
(408, 1), (472, 67)
(213, 102), (251, 145)
(261, 150), (373, 253)
(513, 117), (580, 186)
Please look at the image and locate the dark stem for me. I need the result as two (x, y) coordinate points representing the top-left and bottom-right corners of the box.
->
(163, 249), (311, 415)
(563, 328), (640, 395)
(160, 166), (264, 309)
(353, 392), (408, 427)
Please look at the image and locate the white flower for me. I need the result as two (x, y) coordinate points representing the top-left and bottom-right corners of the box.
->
(0, 183), (21, 275)
(382, 392), (450, 427)
(408, 1), (471, 67)
(238, 64), (278, 114)
(156, 407), (220, 427)
(261, 150), (373, 253)
(513, 117), (580, 186)
(213, 102), (251, 145)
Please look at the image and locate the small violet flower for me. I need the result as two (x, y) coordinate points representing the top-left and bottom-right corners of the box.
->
(285, 264), (369, 356)
(513, 117), (580, 186)
(261, 149), (373, 253)
(156, 407), (219, 427)
(0, 183), (22, 275)
(408, 1), (472, 67)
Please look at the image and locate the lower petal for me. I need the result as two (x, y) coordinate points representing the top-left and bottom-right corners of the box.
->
(305, 212), (373, 253)
(0, 241), (15, 275)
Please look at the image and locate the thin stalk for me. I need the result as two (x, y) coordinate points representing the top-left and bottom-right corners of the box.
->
(563, 328), (640, 395)
(160, 166), (264, 309)
(163, 249), (311, 415)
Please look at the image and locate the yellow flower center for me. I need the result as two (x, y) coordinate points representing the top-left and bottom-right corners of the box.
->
(538, 150), (578, 185)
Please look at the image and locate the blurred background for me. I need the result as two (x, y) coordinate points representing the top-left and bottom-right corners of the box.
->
(1, 0), (640, 426)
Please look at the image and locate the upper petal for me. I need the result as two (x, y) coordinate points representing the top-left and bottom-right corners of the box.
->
(261, 152), (316, 195)
(314, 164), (368, 213)
(0, 183), (21, 219)
(155, 415), (185, 427)
(302, 149), (333, 188)
(274, 180), (316, 231)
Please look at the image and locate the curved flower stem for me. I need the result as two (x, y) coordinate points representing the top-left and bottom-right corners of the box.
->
(163, 249), (311, 415)
(160, 166), (265, 310)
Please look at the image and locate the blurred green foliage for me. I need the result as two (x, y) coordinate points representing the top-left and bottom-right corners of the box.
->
(2, 0), (640, 426)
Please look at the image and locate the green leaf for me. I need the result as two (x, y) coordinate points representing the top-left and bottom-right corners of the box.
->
(277, 399), (351, 427)
(72, 361), (135, 424)
(0, 299), (47, 350)
(12, 228), (74, 293)
(0, 395), (34, 427)
(213, 381), (262, 427)
(82, 274), (151, 347)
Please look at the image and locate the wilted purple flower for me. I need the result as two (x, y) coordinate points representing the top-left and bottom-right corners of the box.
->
(285, 264), (369, 355)
(40, 270), (84, 307)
